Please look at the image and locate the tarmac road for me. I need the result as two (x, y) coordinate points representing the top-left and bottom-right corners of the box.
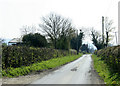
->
(30, 54), (105, 84)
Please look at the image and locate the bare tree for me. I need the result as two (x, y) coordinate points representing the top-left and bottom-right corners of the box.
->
(39, 13), (75, 49)
(91, 28), (104, 50)
(20, 25), (36, 37)
(105, 17), (115, 47)
(81, 27), (93, 41)
(90, 17), (115, 49)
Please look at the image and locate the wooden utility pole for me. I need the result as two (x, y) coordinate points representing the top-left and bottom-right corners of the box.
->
(115, 32), (117, 45)
(102, 16), (104, 43)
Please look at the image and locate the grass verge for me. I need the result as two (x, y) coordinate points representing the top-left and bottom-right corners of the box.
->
(92, 54), (120, 85)
(2, 53), (83, 78)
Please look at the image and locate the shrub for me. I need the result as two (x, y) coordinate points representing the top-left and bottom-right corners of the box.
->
(2, 53), (82, 77)
(2, 46), (77, 69)
(22, 33), (47, 47)
(94, 45), (120, 74)
(92, 54), (120, 85)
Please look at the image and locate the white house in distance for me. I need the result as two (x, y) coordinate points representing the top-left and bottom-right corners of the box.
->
(118, 1), (120, 45)
(8, 38), (22, 45)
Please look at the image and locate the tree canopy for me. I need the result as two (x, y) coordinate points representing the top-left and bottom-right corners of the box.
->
(22, 33), (47, 47)
(71, 29), (84, 54)
(91, 29), (104, 50)
(90, 17), (115, 50)
(39, 13), (76, 50)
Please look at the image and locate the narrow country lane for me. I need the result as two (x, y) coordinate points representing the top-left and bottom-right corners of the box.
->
(30, 54), (104, 84)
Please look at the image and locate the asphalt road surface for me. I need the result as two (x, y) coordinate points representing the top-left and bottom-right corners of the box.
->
(30, 54), (104, 84)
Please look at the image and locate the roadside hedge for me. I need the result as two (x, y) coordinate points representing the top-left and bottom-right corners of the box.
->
(2, 53), (82, 77)
(2, 46), (77, 69)
(92, 54), (120, 85)
(94, 45), (120, 74)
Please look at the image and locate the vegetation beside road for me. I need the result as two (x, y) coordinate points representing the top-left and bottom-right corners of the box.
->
(1, 12), (117, 83)
(95, 45), (120, 74)
(2, 46), (77, 69)
(2, 53), (83, 78)
(92, 45), (120, 85)
(2, 13), (85, 78)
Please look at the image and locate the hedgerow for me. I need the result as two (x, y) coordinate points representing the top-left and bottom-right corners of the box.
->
(94, 45), (120, 74)
(2, 53), (83, 77)
(92, 54), (120, 85)
(93, 45), (120, 85)
(2, 46), (77, 69)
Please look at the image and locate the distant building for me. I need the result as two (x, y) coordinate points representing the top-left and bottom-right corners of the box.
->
(8, 38), (23, 45)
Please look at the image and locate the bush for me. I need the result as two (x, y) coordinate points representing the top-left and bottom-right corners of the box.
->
(92, 54), (120, 85)
(22, 33), (47, 47)
(94, 45), (120, 74)
(2, 53), (82, 77)
(2, 46), (77, 69)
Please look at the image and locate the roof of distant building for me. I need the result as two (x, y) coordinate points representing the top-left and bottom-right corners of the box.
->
(9, 38), (22, 43)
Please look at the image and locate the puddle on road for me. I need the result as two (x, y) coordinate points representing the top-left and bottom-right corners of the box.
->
(71, 67), (77, 71)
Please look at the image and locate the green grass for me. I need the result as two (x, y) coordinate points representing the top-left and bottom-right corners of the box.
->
(2, 53), (83, 78)
(92, 54), (120, 85)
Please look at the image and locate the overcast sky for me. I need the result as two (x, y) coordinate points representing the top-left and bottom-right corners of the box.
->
(0, 0), (119, 44)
